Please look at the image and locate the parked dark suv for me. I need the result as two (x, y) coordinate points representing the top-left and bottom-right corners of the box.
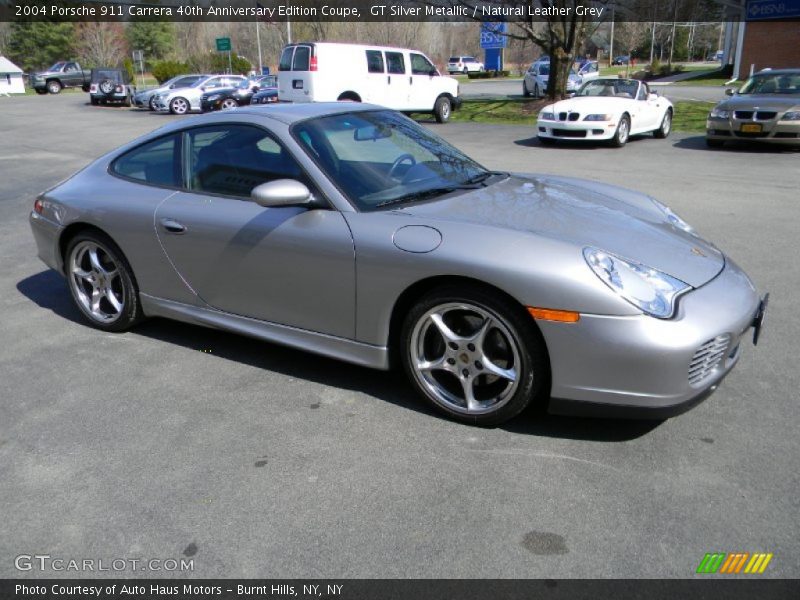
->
(89, 69), (135, 106)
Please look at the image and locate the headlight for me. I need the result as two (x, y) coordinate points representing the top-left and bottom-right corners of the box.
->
(584, 114), (612, 121)
(584, 248), (690, 318)
(709, 107), (730, 119)
(207, 94), (222, 101)
(539, 112), (555, 121)
(650, 197), (694, 234)
(780, 111), (800, 120)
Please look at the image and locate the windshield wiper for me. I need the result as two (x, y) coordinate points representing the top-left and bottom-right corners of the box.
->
(376, 184), (480, 208)
(463, 170), (506, 186)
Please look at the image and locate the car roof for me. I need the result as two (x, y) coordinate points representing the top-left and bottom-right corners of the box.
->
(754, 68), (800, 76)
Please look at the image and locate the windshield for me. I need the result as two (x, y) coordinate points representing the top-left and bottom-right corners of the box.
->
(577, 79), (639, 98)
(47, 62), (67, 72)
(293, 110), (489, 211)
(738, 72), (800, 95)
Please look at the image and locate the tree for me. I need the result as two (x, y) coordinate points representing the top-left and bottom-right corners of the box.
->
(7, 23), (76, 72)
(429, 1), (594, 99)
(75, 23), (127, 68)
(126, 22), (175, 65)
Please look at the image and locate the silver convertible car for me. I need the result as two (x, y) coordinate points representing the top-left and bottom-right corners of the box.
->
(29, 104), (767, 425)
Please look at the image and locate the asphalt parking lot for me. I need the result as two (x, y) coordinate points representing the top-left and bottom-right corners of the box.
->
(1, 94), (798, 579)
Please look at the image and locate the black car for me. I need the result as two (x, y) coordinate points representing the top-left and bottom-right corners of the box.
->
(249, 87), (279, 106)
(612, 56), (630, 66)
(201, 75), (277, 112)
(89, 68), (135, 106)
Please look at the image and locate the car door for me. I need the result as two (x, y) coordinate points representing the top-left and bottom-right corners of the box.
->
(154, 123), (356, 338)
(363, 49), (388, 106)
(384, 51), (410, 109)
(409, 52), (439, 111)
(633, 81), (659, 131)
(63, 62), (80, 85)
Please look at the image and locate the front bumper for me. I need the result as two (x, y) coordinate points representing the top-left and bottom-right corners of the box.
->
(537, 118), (617, 141)
(707, 116), (800, 145)
(540, 258), (762, 418)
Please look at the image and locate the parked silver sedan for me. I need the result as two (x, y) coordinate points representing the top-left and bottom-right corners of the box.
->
(29, 104), (767, 425)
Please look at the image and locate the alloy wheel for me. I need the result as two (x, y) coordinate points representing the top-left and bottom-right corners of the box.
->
(409, 302), (522, 415)
(68, 241), (125, 324)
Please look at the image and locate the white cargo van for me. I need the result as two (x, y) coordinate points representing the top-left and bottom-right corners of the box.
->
(277, 42), (461, 123)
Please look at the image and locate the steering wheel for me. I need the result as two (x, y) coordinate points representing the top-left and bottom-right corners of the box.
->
(388, 154), (416, 180)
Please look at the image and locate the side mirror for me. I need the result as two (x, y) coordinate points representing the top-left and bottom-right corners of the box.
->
(251, 179), (312, 208)
(725, 88), (736, 96)
(648, 92), (659, 100)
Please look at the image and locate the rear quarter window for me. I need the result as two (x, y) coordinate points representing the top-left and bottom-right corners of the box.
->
(111, 134), (181, 188)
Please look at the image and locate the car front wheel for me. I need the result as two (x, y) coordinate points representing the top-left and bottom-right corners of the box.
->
(434, 96), (452, 123)
(65, 232), (143, 332)
(610, 114), (630, 147)
(169, 97), (189, 115)
(47, 80), (62, 94)
(221, 98), (238, 110)
(401, 285), (548, 426)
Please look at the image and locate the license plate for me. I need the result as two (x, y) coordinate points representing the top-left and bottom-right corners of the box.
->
(740, 123), (762, 133)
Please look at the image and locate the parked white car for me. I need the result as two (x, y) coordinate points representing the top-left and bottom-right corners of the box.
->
(536, 78), (674, 147)
(523, 62), (583, 97)
(152, 74), (247, 115)
(447, 56), (484, 74)
(277, 42), (461, 123)
(133, 74), (207, 110)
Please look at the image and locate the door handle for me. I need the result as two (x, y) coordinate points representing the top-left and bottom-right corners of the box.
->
(387, 75), (390, 85)
(409, 76), (413, 85)
(159, 218), (186, 234)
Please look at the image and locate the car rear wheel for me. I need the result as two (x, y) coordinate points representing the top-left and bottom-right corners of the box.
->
(47, 80), (62, 94)
(169, 97), (189, 115)
(434, 96), (452, 123)
(90, 97), (99, 106)
(149, 96), (157, 110)
(610, 114), (630, 147)
(221, 98), (238, 110)
(65, 232), (143, 332)
(533, 83), (540, 98)
(401, 285), (548, 426)
(653, 109), (672, 138)
(523, 80), (531, 97)
(35, 88), (48, 95)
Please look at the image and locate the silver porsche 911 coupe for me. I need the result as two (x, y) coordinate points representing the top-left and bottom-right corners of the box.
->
(29, 103), (767, 425)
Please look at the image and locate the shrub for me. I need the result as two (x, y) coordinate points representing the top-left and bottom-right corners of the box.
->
(151, 60), (190, 84)
(123, 58), (135, 83)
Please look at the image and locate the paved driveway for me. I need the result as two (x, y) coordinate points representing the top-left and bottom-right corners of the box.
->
(0, 94), (798, 579)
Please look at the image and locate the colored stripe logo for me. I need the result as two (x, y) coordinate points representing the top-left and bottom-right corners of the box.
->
(697, 552), (773, 574)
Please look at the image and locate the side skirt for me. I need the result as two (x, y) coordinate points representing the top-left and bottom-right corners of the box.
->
(140, 294), (390, 370)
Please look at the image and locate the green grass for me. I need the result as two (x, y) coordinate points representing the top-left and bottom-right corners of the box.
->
(450, 98), (713, 133)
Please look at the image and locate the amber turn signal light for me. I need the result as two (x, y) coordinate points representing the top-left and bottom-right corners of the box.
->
(527, 307), (580, 323)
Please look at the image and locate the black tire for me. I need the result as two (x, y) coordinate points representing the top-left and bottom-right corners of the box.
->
(90, 97), (99, 106)
(400, 284), (549, 426)
(610, 114), (631, 147)
(434, 96), (452, 124)
(337, 92), (361, 102)
(64, 231), (143, 332)
(47, 80), (62, 94)
(653, 108), (672, 139)
(533, 83), (540, 98)
(35, 88), (47, 95)
(706, 137), (724, 148)
(149, 96), (157, 111)
(81, 84), (90, 93)
(122, 95), (132, 108)
(523, 80), (531, 98)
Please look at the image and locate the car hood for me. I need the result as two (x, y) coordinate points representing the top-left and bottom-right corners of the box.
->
(544, 96), (631, 113)
(717, 94), (800, 111)
(397, 174), (724, 288)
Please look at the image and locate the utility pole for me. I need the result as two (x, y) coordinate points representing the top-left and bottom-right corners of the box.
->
(256, 20), (263, 74)
(609, 2), (615, 68)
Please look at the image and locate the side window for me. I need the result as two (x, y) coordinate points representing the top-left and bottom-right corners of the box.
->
(366, 50), (384, 74)
(279, 47), (294, 71)
(186, 125), (306, 199)
(637, 84), (647, 101)
(112, 134), (181, 188)
(293, 46), (310, 71)
(386, 52), (405, 75)
(411, 53), (435, 75)
(65, 63), (78, 72)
